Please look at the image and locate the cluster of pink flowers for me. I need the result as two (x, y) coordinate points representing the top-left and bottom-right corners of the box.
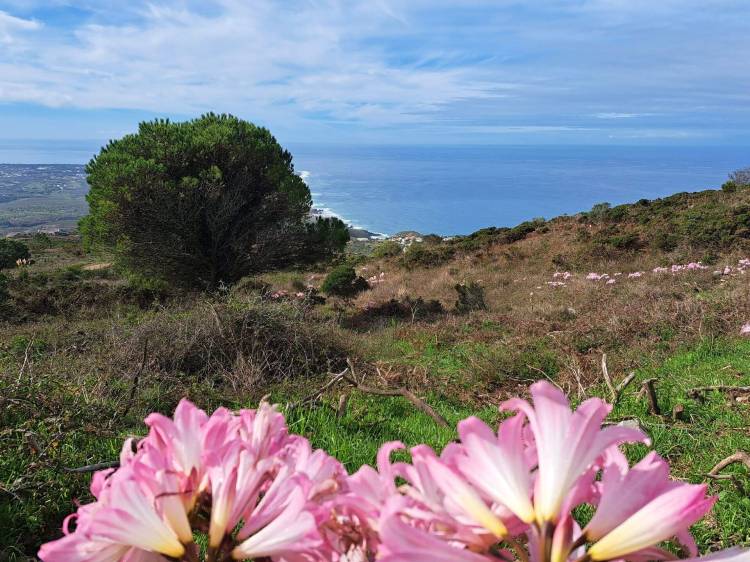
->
(39, 382), (749, 562)
(714, 258), (750, 276)
(585, 272), (610, 281)
(552, 272), (573, 280)
(268, 290), (309, 301)
(653, 262), (708, 275)
(368, 272), (387, 285)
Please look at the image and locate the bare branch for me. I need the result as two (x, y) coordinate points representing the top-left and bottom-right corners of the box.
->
(63, 461), (120, 474)
(709, 451), (750, 476)
(601, 353), (617, 402)
(688, 386), (750, 400)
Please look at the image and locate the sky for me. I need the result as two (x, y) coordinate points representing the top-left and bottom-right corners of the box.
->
(0, 0), (749, 147)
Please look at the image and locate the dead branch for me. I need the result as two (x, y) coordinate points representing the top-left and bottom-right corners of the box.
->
(287, 361), (449, 429)
(340, 372), (450, 428)
(63, 460), (120, 474)
(601, 353), (616, 402)
(616, 372), (637, 394)
(640, 378), (661, 416)
(687, 386), (750, 399)
(286, 368), (349, 409)
(709, 451), (750, 476)
(706, 451), (750, 495)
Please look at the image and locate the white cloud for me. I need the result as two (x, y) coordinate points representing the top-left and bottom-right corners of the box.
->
(0, 0), (508, 130)
(0, 0), (749, 143)
(0, 9), (39, 45)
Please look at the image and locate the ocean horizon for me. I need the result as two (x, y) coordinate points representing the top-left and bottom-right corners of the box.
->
(1, 141), (748, 236)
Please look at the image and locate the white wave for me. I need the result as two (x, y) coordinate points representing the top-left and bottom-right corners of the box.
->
(298, 170), (311, 181)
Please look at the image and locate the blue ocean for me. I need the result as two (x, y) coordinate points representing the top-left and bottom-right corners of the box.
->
(289, 144), (750, 235)
(1, 140), (748, 236)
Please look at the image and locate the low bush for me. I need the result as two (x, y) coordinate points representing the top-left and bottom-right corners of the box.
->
(454, 282), (487, 313)
(371, 240), (402, 259)
(0, 238), (30, 269)
(400, 243), (455, 268)
(349, 296), (445, 328)
(124, 299), (349, 386)
(321, 265), (370, 299)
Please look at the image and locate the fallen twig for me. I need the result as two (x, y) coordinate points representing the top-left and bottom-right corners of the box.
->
(286, 368), (349, 409)
(63, 461), (120, 474)
(616, 371), (637, 395)
(709, 451), (750, 475)
(707, 451), (750, 495)
(687, 385), (750, 399)
(341, 372), (451, 429)
(287, 361), (449, 428)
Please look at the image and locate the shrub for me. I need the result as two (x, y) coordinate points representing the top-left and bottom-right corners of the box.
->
(80, 114), (348, 290)
(728, 167), (750, 187)
(29, 233), (53, 250)
(352, 296), (445, 326)
(0, 272), (9, 306)
(652, 231), (679, 252)
(454, 282), (487, 313)
(125, 300), (348, 384)
(588, 202), (611, 222)
(502, 221), (539, 243)
(0, 238), (30, 270)
(321, 265), (369, 299)
(372, 240), (402, 259)
(400, 243), (454, 268)
(607, 232), (641, 251)
(422, 234), (443, 245)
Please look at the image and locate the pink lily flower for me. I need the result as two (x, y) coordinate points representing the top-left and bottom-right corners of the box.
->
(501, 381), (649, 525)
(456, 414), (535, 524)
(83, 473), (187, 558)
(378, 500), (497, 562)
(586, 450), (715, 561)
(231, 486), (322, 560)
(144, 399), (208, 478)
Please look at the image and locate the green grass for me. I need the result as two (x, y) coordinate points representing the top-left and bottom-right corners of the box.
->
(3, 337), (750, 558)
(603, 338), (750, 549)
(284, 393), (498, 470)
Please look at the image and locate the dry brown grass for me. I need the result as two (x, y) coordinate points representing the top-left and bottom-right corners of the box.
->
(316, 226), (750, 396)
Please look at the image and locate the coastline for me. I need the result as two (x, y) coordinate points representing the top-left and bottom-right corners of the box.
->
(310, 206), (388, 241)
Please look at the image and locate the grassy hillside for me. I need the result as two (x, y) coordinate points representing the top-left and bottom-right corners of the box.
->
(3, 183), (750, 558)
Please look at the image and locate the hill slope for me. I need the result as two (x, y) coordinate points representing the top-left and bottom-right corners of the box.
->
(2, 182), (750, 555)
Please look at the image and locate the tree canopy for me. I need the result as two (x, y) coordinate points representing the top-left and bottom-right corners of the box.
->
(80, 114), (348, 289)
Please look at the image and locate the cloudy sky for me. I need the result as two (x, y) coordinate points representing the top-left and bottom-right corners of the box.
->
(1, 0), (749, 145)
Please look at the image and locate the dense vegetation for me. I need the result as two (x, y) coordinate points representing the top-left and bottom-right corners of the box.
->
(80, 114), (349, 289)
(3, 172), (750, 559)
